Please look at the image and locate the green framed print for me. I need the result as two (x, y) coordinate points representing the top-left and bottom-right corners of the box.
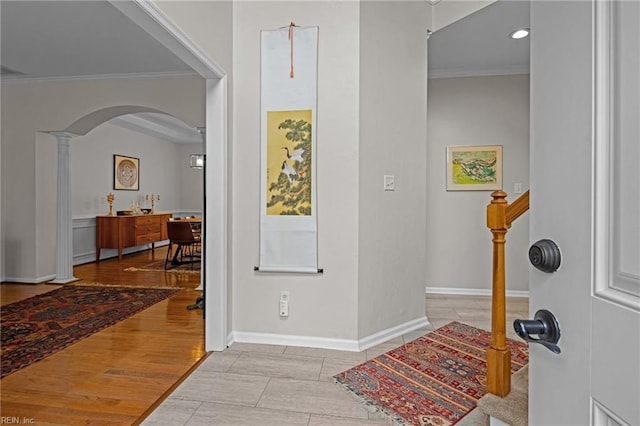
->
(446, 145), (502, 191)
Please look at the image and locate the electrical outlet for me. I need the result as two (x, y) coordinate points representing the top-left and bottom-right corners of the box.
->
(384, 175), (395, 191)
(280, 300), (289, 317)
(280, 291), (290, 317)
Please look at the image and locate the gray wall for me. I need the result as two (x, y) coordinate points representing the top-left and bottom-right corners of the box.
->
(232, 1), (362, 342)
(358, 1), (430, 338)
(426, 74), (530, 294)
(231, 1), (433, 346)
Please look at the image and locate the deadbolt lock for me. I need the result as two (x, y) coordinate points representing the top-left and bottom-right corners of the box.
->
(529, 239), (561, 273)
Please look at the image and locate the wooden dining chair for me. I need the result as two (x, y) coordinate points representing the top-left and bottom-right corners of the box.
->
(165, 221), (201, 269)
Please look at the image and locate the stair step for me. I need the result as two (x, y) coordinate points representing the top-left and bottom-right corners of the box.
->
(477, 365), (528, 426)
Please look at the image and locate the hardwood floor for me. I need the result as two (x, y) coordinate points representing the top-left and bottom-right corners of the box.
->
(0, 247), (205, 425)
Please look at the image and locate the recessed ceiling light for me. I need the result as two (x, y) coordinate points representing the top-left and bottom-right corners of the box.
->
(510, 28), (530, 40)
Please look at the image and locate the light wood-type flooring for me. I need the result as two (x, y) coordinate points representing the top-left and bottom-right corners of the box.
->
(0, 247), (205, 425)
(143, 294), (529, 426)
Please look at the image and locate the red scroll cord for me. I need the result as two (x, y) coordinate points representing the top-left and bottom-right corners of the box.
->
(288, 22), (296, 78)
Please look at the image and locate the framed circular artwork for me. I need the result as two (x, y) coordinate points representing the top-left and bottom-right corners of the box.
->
(113, 155), (139, 190)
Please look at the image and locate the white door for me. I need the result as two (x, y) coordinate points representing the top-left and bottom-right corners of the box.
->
(528, 1), (639, 425)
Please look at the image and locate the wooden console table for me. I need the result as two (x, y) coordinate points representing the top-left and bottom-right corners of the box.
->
(96, 212), (172, 262)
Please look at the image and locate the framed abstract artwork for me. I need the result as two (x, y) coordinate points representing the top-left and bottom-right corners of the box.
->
(446, 145), (502, 191)
(113, 155), (139, 191)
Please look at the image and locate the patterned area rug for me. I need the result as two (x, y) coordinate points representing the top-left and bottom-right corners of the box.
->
(1, 285), (179, 378)
(124, 260), (201, 274)
(334, 321), (529, 426)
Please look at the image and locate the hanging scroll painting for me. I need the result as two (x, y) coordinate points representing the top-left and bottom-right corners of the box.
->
(266, 109), (312, 216)
(259, 24), (318, 273)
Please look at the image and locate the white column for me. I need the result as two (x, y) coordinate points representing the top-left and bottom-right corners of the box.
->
(49, 132), (78, 283)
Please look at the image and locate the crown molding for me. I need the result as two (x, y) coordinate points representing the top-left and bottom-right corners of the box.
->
(0, 70), (198, 86)
(428, 66), (530, 79)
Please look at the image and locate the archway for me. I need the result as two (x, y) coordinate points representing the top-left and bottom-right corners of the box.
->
(66, 106), (183, 136)
(48, 0), (228, 352)
(54, 105), (205, 301)
(105, 1), (229, 353)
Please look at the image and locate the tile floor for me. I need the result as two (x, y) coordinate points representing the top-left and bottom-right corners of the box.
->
(142, 294), (529, 426)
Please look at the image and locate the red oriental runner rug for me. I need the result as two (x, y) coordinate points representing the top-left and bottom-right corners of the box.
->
(334, 321), (528, 426)
(1, 285), (179, 378)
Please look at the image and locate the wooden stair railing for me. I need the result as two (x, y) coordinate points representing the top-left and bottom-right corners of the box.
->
(486, 189), (529, 397)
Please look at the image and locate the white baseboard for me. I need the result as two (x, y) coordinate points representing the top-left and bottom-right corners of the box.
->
(358, 316), (430, 350)
(74, 253), (100, 266)
(231, 331), (361, 352)
(425, 286), (529, 298)
(2, 274), (56, 284)
(229, 316), (430, 353)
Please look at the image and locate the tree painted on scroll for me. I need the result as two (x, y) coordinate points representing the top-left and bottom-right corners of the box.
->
(266, 109), (312, 215)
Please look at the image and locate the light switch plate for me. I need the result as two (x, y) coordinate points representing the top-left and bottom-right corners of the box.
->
(384, 175), (395, 191)
(514, 183), (523, 194)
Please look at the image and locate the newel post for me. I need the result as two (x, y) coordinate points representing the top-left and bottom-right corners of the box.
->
(486, 190), (511, 397)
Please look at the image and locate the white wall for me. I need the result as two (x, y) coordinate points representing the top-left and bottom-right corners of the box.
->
(233, 1), (361, 342)
(35, 133), (58, 277)
(426, 74), (530, 294)
(431, 0), (495, 32)
(1, 75), (205, 282)
(177, 143), (204, 212)
(70, 122), (202, 216)
(358, 1), (431, 338)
